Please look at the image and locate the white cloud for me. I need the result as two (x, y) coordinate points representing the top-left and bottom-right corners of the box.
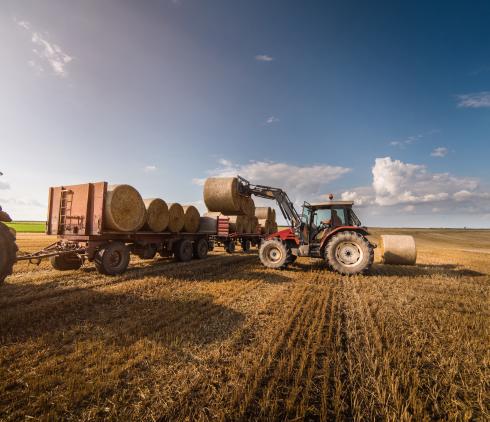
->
(194, 159), (351, 204)
(431, 147), (448, 157)
(144, 165), (157, 173)
(265, 116), (280, 124)
(457, 91), (490, 108)
(341, 157), (489, 215)
(15, 18), (73, 77)
(255, 54), (274, 62)
(389, 134), (422, 148)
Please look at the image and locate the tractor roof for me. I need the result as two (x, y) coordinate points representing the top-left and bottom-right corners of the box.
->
(307, 201), (354, 208)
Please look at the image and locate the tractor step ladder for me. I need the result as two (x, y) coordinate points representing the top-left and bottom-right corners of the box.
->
(58, 189), (74, 234)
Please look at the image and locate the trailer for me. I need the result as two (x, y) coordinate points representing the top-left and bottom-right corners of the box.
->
(15, 182), (265, 275)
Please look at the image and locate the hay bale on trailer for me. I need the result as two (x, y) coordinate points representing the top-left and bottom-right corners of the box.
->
(241, 196), (256, 217)
(380, 235), (417, 265)
(258, 218), (270, 234)
(199, 216), (218, 233)
(228, 215), (245, 234)
(104, 184), (146, 232)
(143, 198), (169, 232)
(182, 205), (200, 233)
(255, 207), (272, 220)
(167, 203), (185, 233)
(204, 177), (243, 214)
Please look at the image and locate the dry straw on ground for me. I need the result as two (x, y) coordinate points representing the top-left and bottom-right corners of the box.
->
(0, 229), (488, 420)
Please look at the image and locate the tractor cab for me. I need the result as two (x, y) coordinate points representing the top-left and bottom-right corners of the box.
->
(300, 201), (362, 245)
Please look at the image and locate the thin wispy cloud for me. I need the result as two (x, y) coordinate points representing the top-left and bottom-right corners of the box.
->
(431, 147), (448, 157)
(144, 165), (157, 173)
(457, 91), (490, 108)
(255, 54), (274, 62)
(15, 18), (73, 77)
(389, 134), (423, 148)
(265, 116), (280, 124)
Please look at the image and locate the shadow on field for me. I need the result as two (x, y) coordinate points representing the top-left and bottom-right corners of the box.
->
(0, 283), (245, 350)
(370, 263), (485, 277)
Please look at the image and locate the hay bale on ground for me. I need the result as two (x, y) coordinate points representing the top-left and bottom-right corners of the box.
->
(255, 207), (272, 220)
(104, 184), (146, 232)
(183, 205), (200, 233)
(380, 235), (417, 265)
(167, 203), (185, 233)
(204, 177), (243, 214)
(143, 198), (169, 232)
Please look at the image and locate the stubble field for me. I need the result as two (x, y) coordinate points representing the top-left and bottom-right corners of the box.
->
(0, 229), (489, 421)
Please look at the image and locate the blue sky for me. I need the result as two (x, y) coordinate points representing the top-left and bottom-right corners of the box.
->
(1, 0), (489, 227)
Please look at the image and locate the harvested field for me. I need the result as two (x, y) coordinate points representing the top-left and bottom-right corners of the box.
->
(0, 229), (489, 421)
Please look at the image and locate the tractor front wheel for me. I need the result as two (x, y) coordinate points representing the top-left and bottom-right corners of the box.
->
(259, 239), (289, 269)
(325, 231), (373, 275)
(0, 222), (17, 284)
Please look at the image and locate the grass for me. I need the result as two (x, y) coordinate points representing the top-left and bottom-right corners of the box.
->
(5, 221), (45, 233)
(0, 229), (488, 420)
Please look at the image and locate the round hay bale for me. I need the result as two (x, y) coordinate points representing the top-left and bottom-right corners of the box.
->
(143, 198), (169, 232)
(255, 207), (272, 220)
(182, 205), (200, 233)
(380, 235), (417, 265)
(104, 184), (146, 232)
(199, 216), (217, 233)
(241, 196), (255, 216)
(167, 203), (185, 233)
(251, 216), (259, 233)
(228, 215), (245, 234)
(258, 218), (270, 234)
(204, 177), (242, 214)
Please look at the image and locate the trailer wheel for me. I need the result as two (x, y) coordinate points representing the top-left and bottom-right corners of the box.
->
(259, 239), (288, 269)
(0, 222), (17, 284)
(225, 241), (235, 254)
(174, 239), (193, 262)
(94, 242), (130, 275)
(193, 238), (209, 259)
(50, 254), (83, 271)
(325, 231), (373, 275)
(241, 240), (251, 253)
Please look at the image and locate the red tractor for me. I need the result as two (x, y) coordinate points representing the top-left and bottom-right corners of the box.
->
(238, 176), (374, 275)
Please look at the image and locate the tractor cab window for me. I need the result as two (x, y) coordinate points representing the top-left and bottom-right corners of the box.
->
(313, 208), (346, 227)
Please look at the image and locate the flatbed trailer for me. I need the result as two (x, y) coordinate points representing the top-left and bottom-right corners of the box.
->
(16, 182), (265, 275)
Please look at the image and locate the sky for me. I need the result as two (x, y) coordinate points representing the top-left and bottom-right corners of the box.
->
(1, 0), (489, 227)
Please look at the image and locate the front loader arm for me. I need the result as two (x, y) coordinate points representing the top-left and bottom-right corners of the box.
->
(237, 175), (302, 229)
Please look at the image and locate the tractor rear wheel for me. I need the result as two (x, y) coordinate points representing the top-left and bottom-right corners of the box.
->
(94, 242), (130, 275)
(259, 239), (288, 269)
(0, 222), (17, 284)
(50, 253), (83, 271)
(325, 231), (373, 275)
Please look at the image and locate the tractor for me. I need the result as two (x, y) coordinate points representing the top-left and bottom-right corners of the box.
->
(238, 176), (374, 275)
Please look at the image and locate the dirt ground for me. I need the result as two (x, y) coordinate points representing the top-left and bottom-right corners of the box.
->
(1, 229), (489, 421)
